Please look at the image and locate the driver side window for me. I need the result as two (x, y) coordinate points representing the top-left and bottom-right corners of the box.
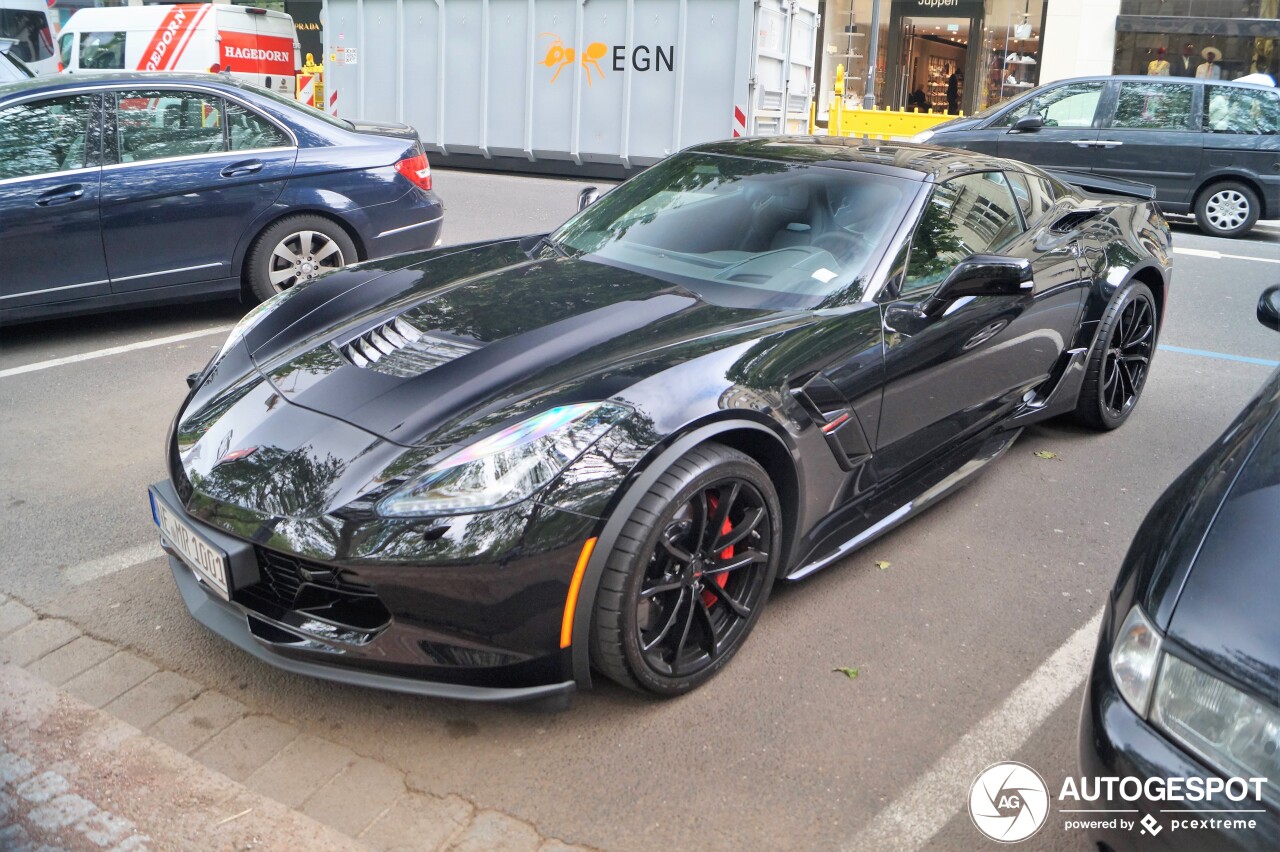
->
(900, 172), (1023, 297)
(997, 82), (1104, 129)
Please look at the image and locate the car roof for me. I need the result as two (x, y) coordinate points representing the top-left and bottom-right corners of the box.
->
(688, 136), (1020, 181)
(0, 71), (253, 100)
(1039, 74), (1278, 91)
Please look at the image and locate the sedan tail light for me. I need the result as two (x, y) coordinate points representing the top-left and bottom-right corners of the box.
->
(395, 152), (432, 191)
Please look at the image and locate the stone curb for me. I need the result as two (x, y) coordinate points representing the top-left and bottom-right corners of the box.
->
(0, 595), (596, 852)
(0, 659), (364, 851)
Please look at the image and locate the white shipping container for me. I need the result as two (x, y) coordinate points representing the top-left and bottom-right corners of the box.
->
(321, 0), (818, 171)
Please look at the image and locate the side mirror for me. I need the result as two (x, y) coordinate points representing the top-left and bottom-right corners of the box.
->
(1259, 285), (1280, 332)
(922, 255), (1034, 317)
(1011, 114), (1044, 133)
(577, 186), (600, 212)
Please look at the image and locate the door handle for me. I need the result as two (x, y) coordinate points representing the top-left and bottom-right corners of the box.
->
(220, 160), (264, 178)
(35, 185), (85, 207)
(1094, 140), (1124, 148)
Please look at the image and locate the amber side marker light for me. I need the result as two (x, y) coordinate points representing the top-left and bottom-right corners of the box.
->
(560, 537), (598, 649)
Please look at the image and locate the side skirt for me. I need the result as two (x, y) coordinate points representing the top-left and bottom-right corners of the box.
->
(785, 427), (1022, 581)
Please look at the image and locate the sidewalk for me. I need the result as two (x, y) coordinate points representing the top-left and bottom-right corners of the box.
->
(0, 593), (593, 852)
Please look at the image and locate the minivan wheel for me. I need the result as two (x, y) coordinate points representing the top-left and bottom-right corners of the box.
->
(1194, 181), (1260, 238)
(246, 215), (357, 302)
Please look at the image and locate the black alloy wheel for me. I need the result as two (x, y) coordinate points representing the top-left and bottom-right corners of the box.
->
(1074, 281), (1157, 430)
(591, 443), (781, 696)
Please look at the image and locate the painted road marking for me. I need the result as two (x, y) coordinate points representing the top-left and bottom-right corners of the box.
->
(62, 544), (161, 586)
(0, 326), (232, 380)
(1160, 345), (1279, 368)
(1172, 246), (1280, 264)
(850, 612), (1103, 851)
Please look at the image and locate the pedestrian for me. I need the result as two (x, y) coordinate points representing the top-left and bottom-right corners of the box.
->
(1147, 47), (1170, 76)
(946, 65), (960, 115)
(1196, 46), (1223, 80)
(1172, 43), (1200, 77)
(908, 82), (928, 112)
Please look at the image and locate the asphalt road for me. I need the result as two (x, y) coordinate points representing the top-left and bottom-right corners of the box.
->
(1, 169), (1277, 852)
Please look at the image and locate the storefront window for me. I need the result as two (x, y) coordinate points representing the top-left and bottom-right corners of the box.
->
(1114, 0), (1280, 82)
(816, 0), (892, 117)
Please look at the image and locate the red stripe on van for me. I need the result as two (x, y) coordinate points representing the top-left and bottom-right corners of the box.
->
(137, 4), (204, 72)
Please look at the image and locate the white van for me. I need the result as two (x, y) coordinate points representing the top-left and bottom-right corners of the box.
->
(0, 0), (58, 76)
(59, 4), (299, 97)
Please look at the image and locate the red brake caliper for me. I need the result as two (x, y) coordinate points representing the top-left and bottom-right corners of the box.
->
(702, 493), (732, 606)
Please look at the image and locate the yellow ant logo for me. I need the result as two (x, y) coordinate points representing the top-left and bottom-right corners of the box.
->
(539, 33), (607, 85)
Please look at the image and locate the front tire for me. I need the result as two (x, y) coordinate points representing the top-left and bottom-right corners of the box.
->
(1194, 181), (1259, 238)
(245, 215), (357, 302)
(1072, 281), (1157, 430)
(589, 443), (781, 696)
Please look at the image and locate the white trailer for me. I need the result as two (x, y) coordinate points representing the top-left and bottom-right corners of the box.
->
(321, 0), (818, 173)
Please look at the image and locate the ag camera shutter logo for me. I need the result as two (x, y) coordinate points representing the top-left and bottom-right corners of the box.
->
(969, 762), (1050, 843)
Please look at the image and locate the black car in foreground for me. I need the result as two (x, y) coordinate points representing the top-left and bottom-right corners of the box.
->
(1080, 286), (1280, 849)
(150, 137), (1172, 701)
(915, 75), (1280, 238)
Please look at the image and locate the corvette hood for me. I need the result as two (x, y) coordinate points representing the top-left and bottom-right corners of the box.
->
(242, 241), (792, 446)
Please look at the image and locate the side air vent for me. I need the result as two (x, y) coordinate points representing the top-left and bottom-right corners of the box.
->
(339, 316), (481, 378)
(1050, 207), (1109, 234)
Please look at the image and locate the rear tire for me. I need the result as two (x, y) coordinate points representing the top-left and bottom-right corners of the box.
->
(1194, 181), (1259, 238)
(589, 443), (781, 696)
(1072, 281), (1157, 430)
(245, 215), (357, 302)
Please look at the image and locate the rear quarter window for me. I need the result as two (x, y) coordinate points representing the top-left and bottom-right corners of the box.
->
(1205, 86), (1280, 135)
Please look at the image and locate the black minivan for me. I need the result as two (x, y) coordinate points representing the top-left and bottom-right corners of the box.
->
(916, 76), (1280, 238)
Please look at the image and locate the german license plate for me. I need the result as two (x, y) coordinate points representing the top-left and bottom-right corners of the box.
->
(154, 499), (230, 600)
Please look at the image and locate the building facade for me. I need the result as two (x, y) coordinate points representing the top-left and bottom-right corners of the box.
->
(816, 0), (1278, 122)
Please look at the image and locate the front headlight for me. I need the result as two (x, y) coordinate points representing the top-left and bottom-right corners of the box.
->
(1110, 605), (1163, 716)
(1151, 654), (1280, 803)
(377, 402), (629, 517)
(910, 129), (936, 144)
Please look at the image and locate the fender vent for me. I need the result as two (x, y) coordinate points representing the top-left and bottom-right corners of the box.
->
(1050, 207), (1109, 233)
(339, 316), (481, 378)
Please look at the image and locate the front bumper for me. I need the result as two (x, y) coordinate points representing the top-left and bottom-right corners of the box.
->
(1079, 610), (1280, 850)
(150, 479), (576, 703)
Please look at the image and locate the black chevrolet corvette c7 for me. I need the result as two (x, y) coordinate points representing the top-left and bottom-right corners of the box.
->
(150, 137), (1173, 701)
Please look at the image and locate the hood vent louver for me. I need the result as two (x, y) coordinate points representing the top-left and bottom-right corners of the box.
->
(338, 315), (482, 378)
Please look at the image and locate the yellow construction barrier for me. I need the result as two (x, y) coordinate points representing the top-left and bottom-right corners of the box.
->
(298, 53), (325, 109)
(810, 64), (960, 141)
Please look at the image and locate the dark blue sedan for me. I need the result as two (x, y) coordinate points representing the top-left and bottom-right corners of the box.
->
(0, 72), (443, 325)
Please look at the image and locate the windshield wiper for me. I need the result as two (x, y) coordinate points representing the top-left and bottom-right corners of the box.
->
(526, 234), (571, 259)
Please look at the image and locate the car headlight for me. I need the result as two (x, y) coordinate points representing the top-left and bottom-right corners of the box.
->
(377, 402), (629, 517)
(910, 129), (936, 144)
(1110, 605), (1163, 716)
(1151, 654), (1280, 802)
(213, 283), (309, 364)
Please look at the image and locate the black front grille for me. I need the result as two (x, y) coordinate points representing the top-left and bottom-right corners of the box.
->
(253, 547), (375, 606)
(243, 548), (389, 631)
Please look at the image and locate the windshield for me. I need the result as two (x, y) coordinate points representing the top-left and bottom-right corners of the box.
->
(552, 152), (915, 308)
